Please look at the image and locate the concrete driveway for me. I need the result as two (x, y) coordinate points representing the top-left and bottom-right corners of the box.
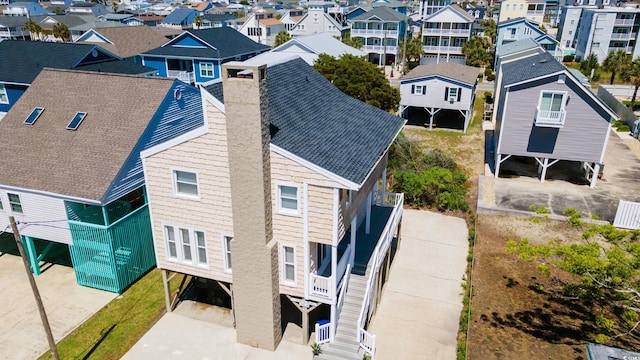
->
(369, 209), (469, 360)
(488, 132), (640, 221)
(0, 238), (115, 360)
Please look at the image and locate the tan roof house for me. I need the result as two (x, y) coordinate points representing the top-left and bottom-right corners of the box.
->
(74, 25), (169, 62)
(141, 54), (405, 358)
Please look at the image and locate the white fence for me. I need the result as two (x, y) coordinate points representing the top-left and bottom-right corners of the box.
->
(613, 200), (640, 229)
(315, 322), (331, 344)
(600, 84), (637, 99)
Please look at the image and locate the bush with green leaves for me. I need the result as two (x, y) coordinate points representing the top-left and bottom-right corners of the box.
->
(389, 133), (468, 212)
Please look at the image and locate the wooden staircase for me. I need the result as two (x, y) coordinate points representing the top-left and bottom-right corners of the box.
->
(318, 273), (367, 360)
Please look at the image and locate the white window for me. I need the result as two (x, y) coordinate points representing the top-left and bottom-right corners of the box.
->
(592, 42), (600, 48)
(223, 235), (232, 272)
(277, 185), (299, 215)
(0, 196), (3, 211)
(505, 4), (510, 10)
(411, 85), (426, 95)
(571, 19), (575, 25)
(568, 30), (572, 35)
(200, 62), (214, 78)
(173, 170), (199, 198)
(8, 193), (22, 213)
(536, 91), (567, 127)
(520, 4), (523, 10)
(281, 245), (296, 285)
(0, 84), (8, 104)
(164, 225), (208, 266)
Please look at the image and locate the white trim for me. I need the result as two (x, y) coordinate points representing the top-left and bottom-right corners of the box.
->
(270, 144), (359, 190)
(222, 234), (233, 273)
(139, 108), (209, 159)
(535, 90), (567, 127)
(171, 168), (201, 200)
(163, 224), (179, 261)
(497, 88), (510, 155)
(276, 182), (301, 216)
(199, 84), (225, 113)
(142, 157), (163, 267)
(600, 121), (612, 164)
(281, 243), (297, 286)
(7, 192), (22, 214)
(303, 182), (310, 299)
(0, 84), (8, 105)
(0, 184), (102, 205)
(163, 224), (209, 268)
(332, 188), (339, 246)
(199, 62), (215, 78)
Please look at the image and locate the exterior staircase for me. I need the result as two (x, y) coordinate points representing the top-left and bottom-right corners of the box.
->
(319, 273), (367, 360)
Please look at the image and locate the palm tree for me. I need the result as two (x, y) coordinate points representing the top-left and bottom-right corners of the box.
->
(602, 49), (630, 85)
(274, 31), (291, 47)
(194, 16), (202, 29)
(23, 19), (43, 41)
(112, 2), (118, 12)
(622, 57), (640, 109)
(52, 23), (70, 42)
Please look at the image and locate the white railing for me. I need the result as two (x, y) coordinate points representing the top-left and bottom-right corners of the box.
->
(615, 18), (634, 26)
(611, 32), (631, 39)
(316, 322), (332, 344)
(422, 28), (470, 35)
(336, 263), (351, 323)
(357, 193), (404, 357)
(422, 45), (463, 54)
(359, 328), (376, 358)
(535, 108), (565, 127)
(309, 273), (333, 300)
(167, 70), (194, 84)
(336, 245), (351, 288)
(351, 29), (398, 37)
(362, 45), (399, 53)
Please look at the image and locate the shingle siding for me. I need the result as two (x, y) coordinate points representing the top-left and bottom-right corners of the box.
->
(498, 75), (611, 163)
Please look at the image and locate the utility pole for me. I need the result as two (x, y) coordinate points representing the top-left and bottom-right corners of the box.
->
(9, 216), (59, 360)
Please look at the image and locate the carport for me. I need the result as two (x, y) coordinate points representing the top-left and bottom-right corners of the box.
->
(401, 107), (467, 131)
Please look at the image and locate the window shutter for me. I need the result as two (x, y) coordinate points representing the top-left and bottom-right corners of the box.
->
(457, 87), (462, 102)
(422, 86), (426, 95)
(445, 87), (449, 101)
(411, 85), (415, 94)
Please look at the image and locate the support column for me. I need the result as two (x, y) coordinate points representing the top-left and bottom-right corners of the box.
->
(385, 247), (391, 283)
(590, 163), (601, 188)
(22, 236), (41, 276)
(330, 303), (336, 341)
(494, 154), (501, 178)
(302, 308), (309, 345)
(540, 158), (549, 183)
(161, 269), (172, 313)
(365, 192), (372, 235)
(350, 216), (357, 268)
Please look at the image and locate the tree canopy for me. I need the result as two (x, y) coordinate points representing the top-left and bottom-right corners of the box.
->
(398, 33), (424, 67)
(603, 49), (631, 85)
(52, 23), (70, 42)
(462, 36), (492, 67)
(340, 32), (363, 50)
(274, 31), (291, 47)
(622, 57), (640, 108)
(24, 19), (43, 41)
(313, 53), (400, 112)
(480, 19), (496, 44)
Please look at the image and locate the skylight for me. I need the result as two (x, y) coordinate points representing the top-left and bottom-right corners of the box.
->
(66, 112), (87, 130)
(24, 107), (44, 125)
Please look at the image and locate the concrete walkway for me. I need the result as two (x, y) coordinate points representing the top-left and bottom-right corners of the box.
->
(122, 312), (311, 360)
(369, 209), (468, 360)
(0, 249), (115, 360)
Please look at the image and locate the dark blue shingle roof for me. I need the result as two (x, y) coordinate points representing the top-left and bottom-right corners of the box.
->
(502, 52), (565, 86)
(206, 58), (404, 185)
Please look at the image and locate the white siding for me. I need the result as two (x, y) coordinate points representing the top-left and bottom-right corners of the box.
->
(0, 190), (72, 244)
(400, 77), (474, 110)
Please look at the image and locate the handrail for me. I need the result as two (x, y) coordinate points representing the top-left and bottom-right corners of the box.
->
(337, 263), (351, 323)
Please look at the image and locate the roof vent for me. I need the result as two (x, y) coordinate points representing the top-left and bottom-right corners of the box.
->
(67, 112), (87, 131)
(174, 88), (182, 101)
(540, 59), (548, 63)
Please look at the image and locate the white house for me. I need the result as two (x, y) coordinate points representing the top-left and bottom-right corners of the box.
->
(271, 32), (366, 64)
(289, 3), (347, 37)
(422, 4), (474, 65)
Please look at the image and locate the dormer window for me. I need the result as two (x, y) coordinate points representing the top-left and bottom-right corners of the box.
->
(24, 107), (44, 125)
(535, 91), (567, 127)
(67, 112), (87, 130)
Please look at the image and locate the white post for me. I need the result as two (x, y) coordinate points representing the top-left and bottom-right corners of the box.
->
(365, 192), (372, 234)
(494, 153), (501, 178)
(350, 216), (357, 267)
(380, 168), (387, 206)
(330, 303), (336, 342)
(540, 158), (549, 183)
(428, 108), (434, 130)
(590, 163), (600, 188)
(331, 245), (337, 300)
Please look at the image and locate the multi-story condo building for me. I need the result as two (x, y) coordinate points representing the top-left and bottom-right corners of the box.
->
(499, 0), (558, 24)
(573, 6), (640, 62)
(418, 0), (452, 19)
(350, 6), (410, 65)
(421, 4), (474, 64)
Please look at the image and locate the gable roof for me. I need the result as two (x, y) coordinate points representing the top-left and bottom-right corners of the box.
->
(0, 40), (153, 85)
(162, 8), (196, 24)
(402, 62), (479, 85)
(142, 27), (270, 59)
(351, 6), (409, 22)
(273, 32), (366, 60)
(498, 17), (542, 30)
(449, 4), (476, 21)
(0, 70), (177, 202)
(30, 15), (88, 29)
(259, 17), (283, 26)
(496, 37), (540, 57)
(502, 51), (565, 86)
(205, 57), (405, 186)
(75, 26), (169, 58)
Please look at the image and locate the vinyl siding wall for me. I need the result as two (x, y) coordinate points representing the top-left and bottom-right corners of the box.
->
(400, 77), (474, 110)
(498, 75), (611, 163)
(0, 84), (27, 113)
(0, 190), (72, 244)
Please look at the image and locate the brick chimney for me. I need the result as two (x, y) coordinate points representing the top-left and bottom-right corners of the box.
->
(222, 62), (282, 350)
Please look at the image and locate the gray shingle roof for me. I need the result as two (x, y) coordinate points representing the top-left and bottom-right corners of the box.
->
(502, 51), (565, 86)
(402, 62), (479, 85)
(161, 8), (196, 24)
(496, 37), (540, 57)
(351, 6), (409, 22)
(205, 58), (405, 185)
(143, 27), (270, 60)
(0, 70), (175, 201)
(0, 40), (154, 84)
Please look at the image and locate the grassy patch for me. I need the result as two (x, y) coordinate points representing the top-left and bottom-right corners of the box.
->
(39, 269), (185, 360)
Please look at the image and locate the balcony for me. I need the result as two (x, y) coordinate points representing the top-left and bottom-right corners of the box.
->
(422, 28), (470, 36)
(608, 46), (634, 53)
(611, 32), (631, 40)
(167, 70), (194, 84)
(614, 18), (634, 26)
(535, 107), (565, 127)
(307, 192), (404, 304)
(362, 45), (398, 53)
(351, 28), (398, 38)
(422, 45), (463, 54)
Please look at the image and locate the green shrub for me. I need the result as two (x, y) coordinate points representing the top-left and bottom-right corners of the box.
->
(563, 54), (575, 62)
(563, 208), (583, 228)
(394, 167), (468, 211)
(484, 67), (492, 76)
(486, 72), (495, 81)
(613, 120), (631, 133)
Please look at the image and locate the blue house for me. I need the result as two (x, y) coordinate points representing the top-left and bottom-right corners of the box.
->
(0, 69), (204, 293)
(140, 27), (270, 85)
(0, 40), (155, 118)
(160, 8), (198, 29)
(497, 18), (563, 60)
